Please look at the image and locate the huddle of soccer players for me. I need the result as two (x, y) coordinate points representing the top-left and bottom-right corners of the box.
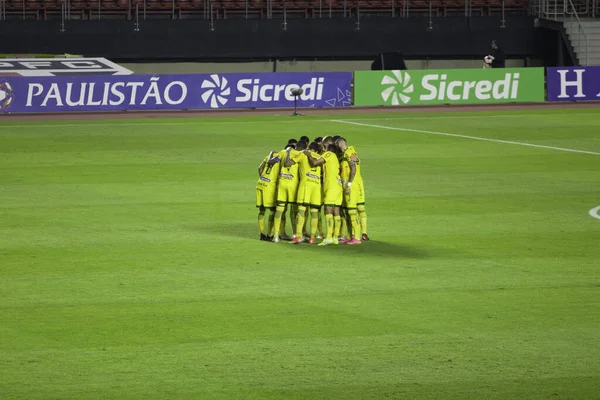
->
(256, 135), (369, 246)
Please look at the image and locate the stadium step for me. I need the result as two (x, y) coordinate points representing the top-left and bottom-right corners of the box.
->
(563, 19), (600, 66)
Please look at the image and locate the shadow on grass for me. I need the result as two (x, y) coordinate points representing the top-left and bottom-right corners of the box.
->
(194, 222), (433, 259)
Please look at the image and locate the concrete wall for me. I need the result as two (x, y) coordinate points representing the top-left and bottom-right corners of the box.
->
(121, 58), (543, 74)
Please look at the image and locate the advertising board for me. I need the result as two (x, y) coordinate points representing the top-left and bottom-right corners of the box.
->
(0, 72), (352, 113)
(354, 68), (545, 106)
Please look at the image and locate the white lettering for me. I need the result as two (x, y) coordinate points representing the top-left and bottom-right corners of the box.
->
(420, 74), (438, 101)
(446, 81), (461, 101)
(438, 74), (448, 100)
(62, 61), (101, 69)
(251, 79), (261, 102)
(462, 81), (476, 99)
(65, 83), (87, 106)
(237, 79), (252, 102)
(285, 84), (300, 101)
(164, 81), (187, 105)
(26, 83), (44, 106)
(274, 84), (286, 101)
(475, 80), (492, 100)
(557, 69), (585, 98)
(41, 83), (63, 106)
(510, 73), (520, 98)
(102, 82), (110, 105)
(21, 61), (52, 69)
(492, 73), (511, 99)
(259, 85), (273, 101)
(316, 77), (324, 100)
(86, 83), (102, 106)
(110, 83), (125, 105)
(141, 77), (163, 105)
(126, 82), (144, 105)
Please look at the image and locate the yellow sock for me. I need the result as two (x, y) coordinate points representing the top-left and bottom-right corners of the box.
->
(358, 205), (367, 235)
(257, 209), (266, 235)
(280, 212), (287, 236)
(267, 210), (275, 236)
(295, 206), (306, 238)
(318, 209), (324, 236)
(333, 215), (341, 241)
(290, 205), (298, 235)
(310, 209), (318, 238)
(348, 209), (360, 239)
(272, 205), (285, 238)
(339, 211), (347, 238)
(325, 214), (334, 240)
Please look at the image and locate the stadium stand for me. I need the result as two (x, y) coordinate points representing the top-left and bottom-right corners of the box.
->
(5, 0), (588, 20)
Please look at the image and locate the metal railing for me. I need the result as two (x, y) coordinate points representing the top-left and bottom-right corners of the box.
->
(0, 0), (530, 21)
(567, 0), (590, 65)
(533, 0), (590, 65)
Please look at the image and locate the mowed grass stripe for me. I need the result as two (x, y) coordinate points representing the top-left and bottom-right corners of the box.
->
(1, 109), (599, 399)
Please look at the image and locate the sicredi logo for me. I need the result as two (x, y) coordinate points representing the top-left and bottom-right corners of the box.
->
(200, 74), (230, 109)
(380, 71), (414, 105)
(0, 81), (14, 110)
(380, 71), (522, 104)
(200, 74), (326, 108)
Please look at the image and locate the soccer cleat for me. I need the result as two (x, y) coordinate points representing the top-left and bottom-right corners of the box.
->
(289, 237), (303, 245)
(308, 238), (315, 244)
(361, 233), (370, 241)
(272, 236), (280, 243)
(260, 234), (267, 241)
(280, 233), (292, 241)
(267, 236), (274, 242)
(338, 237), (350, 244)
(318, 239), (334, 246)
(346, 238), (362, 245)
(316, 235), (323, 240)
(332, 237), (339, 245)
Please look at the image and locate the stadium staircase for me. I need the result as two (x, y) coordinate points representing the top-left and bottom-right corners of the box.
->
(564, 18), (600, 65)
(532, 0), (600, 65)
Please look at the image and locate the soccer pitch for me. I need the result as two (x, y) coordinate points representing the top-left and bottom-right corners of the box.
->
(1, 108), (599, 399)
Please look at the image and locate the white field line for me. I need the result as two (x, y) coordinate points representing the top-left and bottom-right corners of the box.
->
(589, 206), (600, 220)
(331, 120), (600, 156)
(0, 111), (599, 129)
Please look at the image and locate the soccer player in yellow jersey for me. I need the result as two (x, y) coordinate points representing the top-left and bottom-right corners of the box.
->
(289, 141), (322, 244)
(304, 141), (343, 246)
(256, 149), (280, 241)
(271, 141), (301, 243)
(336, 137), (366, 245)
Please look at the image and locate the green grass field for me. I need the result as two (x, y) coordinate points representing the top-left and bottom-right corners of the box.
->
(1, 108), (599, 399)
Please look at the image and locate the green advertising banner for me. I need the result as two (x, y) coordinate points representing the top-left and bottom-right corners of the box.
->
(354, 68), (545, 106)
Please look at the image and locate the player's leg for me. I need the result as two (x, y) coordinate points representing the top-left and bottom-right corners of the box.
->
(308, 187), (322, 243)
(291, 204), (307, 244)
(272, 185), (288, 242)
(318, 204), (335, 246)
(345, 187), (361, 245)
(332, 206), (341, 245)
(264, 187), (277, 240)
(332, 188), (343, 245)
(309, 206), (319, 244)
(257, 188), (267, 240)
(357, 181), (369, 240)
(280, 205), (290, 240)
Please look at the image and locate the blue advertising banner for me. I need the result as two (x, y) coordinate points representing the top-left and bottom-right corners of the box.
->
(546, 66), (600, 102)
(0, 72), (352, 113)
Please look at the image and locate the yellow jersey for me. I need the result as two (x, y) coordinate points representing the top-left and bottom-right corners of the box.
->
(278, 149), (300, 187)
(322, 150), (341, 190)
(256, 153), (280, 189)
(340, 146), (362, 183)
(294, 150), (321, 186)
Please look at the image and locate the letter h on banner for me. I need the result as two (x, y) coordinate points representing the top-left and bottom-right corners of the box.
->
(557, 69), (585, 99)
